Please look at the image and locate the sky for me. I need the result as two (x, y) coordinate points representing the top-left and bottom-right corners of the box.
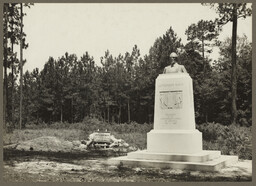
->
(21, 3), (252, 72)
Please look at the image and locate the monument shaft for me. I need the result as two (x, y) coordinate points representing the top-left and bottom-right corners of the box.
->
(154, 73), (195, 130)
(148, 73), (202, 154)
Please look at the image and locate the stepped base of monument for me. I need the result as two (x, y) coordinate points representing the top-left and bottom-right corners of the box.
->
(108, 150), (238, 171)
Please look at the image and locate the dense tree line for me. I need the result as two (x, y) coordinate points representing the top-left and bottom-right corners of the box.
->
(3, 3), (252, 129)
(5, 27), (252, 128)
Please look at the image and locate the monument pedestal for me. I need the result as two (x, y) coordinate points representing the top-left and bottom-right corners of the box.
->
(147, 130), (202, 154)
(109, 73), (238, 171)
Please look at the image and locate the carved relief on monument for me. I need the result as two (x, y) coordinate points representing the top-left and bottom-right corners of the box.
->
(159, 90), (183, 109)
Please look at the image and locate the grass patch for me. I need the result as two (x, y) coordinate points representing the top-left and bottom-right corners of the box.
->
(197, 123), (252, 160)
(4, 119), (252, 160)
(3, 129), (87, 145)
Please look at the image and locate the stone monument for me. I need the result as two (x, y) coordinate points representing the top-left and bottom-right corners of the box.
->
(109, 53), (238, 171)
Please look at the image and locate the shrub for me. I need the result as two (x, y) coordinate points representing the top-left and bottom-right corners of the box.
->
(197, 123), (252, 159)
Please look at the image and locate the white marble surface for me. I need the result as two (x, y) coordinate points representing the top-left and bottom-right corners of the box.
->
(153, 73), (195, 130)
(148, 73), (202, 154)
(147, 129), (202, 153)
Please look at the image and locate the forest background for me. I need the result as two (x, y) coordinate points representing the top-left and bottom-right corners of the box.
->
(3, 3), (252, 128)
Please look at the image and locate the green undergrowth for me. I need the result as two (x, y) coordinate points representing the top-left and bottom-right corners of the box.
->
(3, 119), (252, 159)
(196, 123), (252, 160)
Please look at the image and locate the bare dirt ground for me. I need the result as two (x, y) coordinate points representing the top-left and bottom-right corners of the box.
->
(3, 136), (252, 182)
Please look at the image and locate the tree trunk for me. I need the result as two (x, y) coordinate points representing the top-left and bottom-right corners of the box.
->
(60, 102), (63, 123)
(103, 110), (105, 123)
(148, 103), (151, 124)
(118, 103), (121, 124)
(127, 98), (130, 123)
(11, 40), (15, 128)
(107, 105), (110, 123)
(10, 4), (15, 128)
(37, 111), (39, 124)
(202, 39), (205, 72)
(49, 112), (52, 124)
(231, 4), (238, 125)
(82, 105), (85, 120)
(71, 97), (73, 123)
(19, 3), (23, 130)
(3, 4), (9, 130)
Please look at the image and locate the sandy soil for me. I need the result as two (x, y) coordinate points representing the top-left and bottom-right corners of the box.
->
(3, 136), (252, 182)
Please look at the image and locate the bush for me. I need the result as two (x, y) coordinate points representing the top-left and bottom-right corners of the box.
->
(197, 123), (252, 160)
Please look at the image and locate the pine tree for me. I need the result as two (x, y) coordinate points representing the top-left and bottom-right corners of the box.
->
(203, 3), (252, 125)
(185, 19), (220, 72)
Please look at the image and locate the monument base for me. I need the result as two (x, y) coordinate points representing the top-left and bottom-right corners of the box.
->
(108, 150), (238, 172)
(147, 130), (202, 154)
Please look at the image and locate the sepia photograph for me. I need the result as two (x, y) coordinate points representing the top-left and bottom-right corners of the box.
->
(2, 2), (253, 182)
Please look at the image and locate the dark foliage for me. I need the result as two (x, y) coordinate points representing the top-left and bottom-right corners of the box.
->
(3, 5), (252, 129)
